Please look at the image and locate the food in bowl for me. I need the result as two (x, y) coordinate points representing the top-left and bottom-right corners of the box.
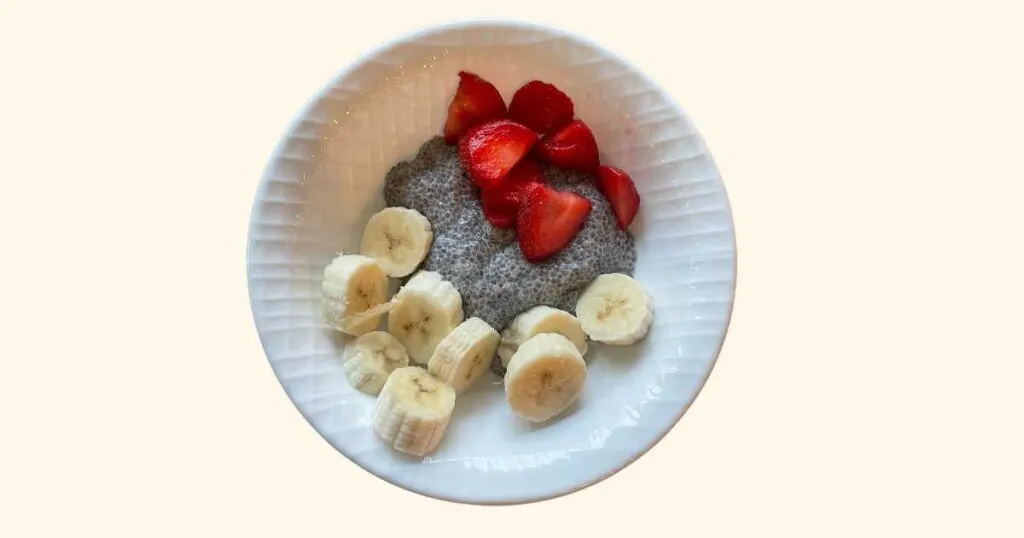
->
(320, 71), (654, 457)
(382, 137), (636, 337)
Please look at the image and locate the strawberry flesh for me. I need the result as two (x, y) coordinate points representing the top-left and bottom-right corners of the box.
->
(508, 80), (575, 135)
(459, 119), (538, 190)
(480, 159), (544, 228)
(596, 165), (641, 230)
(537, 119), (600, 173)
(443, 71), (507, 144)
(517, 182), (593, 262)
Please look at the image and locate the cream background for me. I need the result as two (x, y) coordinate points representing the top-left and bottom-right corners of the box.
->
(1, 0), (1022, 536)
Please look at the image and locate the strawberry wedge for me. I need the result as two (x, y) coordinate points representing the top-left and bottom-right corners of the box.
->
(443, 71), (507, 144)
(508, 80), (575, 135)
(596, 165), (641, 230)
(517, 182), (592, 262)
(480, 159), (545, 228)
(536, 119), (600, 173)
(459, 119), (539, 190)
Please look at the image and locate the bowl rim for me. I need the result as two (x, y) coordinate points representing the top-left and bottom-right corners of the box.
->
(245, 17), (738, 506)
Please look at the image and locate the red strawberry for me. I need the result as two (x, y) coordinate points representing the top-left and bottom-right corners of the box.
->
(443, 71), (507, 144)
(596, 165), (641, 230)
(537, 119), (600, 172)
(517, 182), (592, 262)
(459, 119), (538, 189)
(508, 80), (575, 135)
(480, 159), (544, 228)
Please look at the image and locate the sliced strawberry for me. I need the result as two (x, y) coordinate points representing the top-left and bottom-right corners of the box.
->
(517, 182), (592, 262)
(480, 159), (544, 228)
(459, 119), (538, 189)
(443, 71), (507, 144)
(596, 165), (641, 230)
(537, 119), (600, 172)
(507, 80), (575, 135)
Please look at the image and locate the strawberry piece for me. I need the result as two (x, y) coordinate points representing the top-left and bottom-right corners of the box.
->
(596, 165), (641, 230)
(443, 71), (507, 144)
(536, 119), (600, 172)
(507, 80), (575, 135)
(459, 119), (539, 189)
(480, 159), (544, 228)
(517, 182), (593, 262)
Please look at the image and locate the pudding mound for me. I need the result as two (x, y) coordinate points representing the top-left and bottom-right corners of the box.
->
(382, 136), (636, 332)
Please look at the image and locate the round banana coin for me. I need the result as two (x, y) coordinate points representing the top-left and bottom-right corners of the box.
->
(388, 270), (464, 364)
(360, 207), (433, 278)
(504, 333), (588, 423)
(321, 253), (389, 336)
(428, 317), (500, 394)
(372, 367), (456, 457)
(574, 273), (654, 346)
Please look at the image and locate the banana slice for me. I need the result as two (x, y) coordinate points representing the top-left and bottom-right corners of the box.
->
(388, 270), (464, 364)
(372, 366), (456, 457)
(504, 333), (588, 423)
(322, 253), (389, 336)
(427, 317), (500, 394)
(575, 273), (654, 345)
(360, 207), (433, 278)
(497, 306), (588, 371)
(341, 331), (410, 395)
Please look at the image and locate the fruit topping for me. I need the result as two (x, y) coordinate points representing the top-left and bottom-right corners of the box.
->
(516, 182), (592, 262)
(595, 165), (641, 230)
(443, 71), (507, 144)
(458, 119), (539, 189)
(479, 159), (545, 228)
(508, 80), (575, 135)
(536, 119), (600, 173)
(574, 273), (654, 345)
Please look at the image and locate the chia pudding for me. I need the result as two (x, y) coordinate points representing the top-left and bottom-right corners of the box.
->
(383, 136), (637, 336)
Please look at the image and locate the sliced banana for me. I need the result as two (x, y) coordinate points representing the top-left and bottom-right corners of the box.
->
(575, 273), (654, 346)
(504, 333), (588, 423)
(341, 331), (410, 395)
(372, 366), (456, 457)
(427, 317), (500, 394)
(360, 207), (433, 278)
(388, 270), (464, 364)
(322, 253), (389, 336)
(497, 305), (588, 371)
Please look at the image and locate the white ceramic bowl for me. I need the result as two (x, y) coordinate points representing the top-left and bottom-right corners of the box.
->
(246, 20), (736, 505)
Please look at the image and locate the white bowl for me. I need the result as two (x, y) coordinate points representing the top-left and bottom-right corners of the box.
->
(246, 19), (736, 505)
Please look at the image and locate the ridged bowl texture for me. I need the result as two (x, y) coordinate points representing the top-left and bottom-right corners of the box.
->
(246, 20), (737, 505)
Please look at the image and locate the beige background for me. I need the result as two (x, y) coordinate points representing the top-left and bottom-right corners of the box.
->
(1, 0), (1022, 536)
